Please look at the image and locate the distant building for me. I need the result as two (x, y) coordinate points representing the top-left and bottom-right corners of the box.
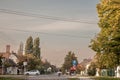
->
(0, 45), (11, 59)
(0, 45), (19, 64)
(78, 58), (92, 76)
(80, 58), (92, 67)
(9, 51), (19, 64)
(17, 42), (24, 56)
(0, 45), (22, 74)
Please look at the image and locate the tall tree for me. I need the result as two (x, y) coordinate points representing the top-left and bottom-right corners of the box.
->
(62, 51), (78, 72)
(25, 36), (33, 54)
(90, 0), (120, 67)
(33, 37), (40, 59)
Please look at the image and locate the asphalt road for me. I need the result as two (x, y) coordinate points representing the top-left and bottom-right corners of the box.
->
(0, 75), (94, 80)
(25, 75), (68, 80)
(23, 75), (94, 80)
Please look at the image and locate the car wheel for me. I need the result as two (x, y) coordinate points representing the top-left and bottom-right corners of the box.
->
(26, 73), (29, 75)
(36, 73), (39, 75)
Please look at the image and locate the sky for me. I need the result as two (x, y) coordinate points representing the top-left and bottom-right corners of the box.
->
(0, 0), (100, 67)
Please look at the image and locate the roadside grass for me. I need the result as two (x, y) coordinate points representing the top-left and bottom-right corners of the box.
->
(0, 77), (24, 80)
(69, 77), (120, 80)
(92, 77), (120, 80)
(68, 78), (79, 80)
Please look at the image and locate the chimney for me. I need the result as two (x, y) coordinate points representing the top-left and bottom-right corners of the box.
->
(6, 45), (10, 53)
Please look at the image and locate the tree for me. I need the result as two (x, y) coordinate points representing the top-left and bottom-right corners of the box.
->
(93, 53), (117, 69)
(24, 54), (42, 70)
(33, 37), (40, 59)
(62, 51), (78, 72)
(24, 36), (42, 70)
(25, 36), (33, 54)
(90, 0), (120, 67)
(0, 56), (2, 66)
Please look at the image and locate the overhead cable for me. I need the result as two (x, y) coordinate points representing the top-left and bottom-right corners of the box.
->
(0, 28), (92, 38)
(0, 9), (97, 24)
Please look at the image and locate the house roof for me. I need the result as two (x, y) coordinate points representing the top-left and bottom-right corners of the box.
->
(79, 58), (92, 67)
(0, 52), (11, 59)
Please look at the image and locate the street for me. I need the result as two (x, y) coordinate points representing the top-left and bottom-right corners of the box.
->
(25, 75), (68, 80)
(25, 75), (94, 80)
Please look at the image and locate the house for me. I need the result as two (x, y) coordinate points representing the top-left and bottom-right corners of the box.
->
(0, 45), (21, 74)
(0, 45), (19, 64)
(78, 58), (92, 76)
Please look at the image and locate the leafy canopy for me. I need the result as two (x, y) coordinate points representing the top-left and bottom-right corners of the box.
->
(90, 0), (120, 68)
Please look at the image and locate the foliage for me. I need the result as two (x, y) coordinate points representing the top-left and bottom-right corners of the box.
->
(23, 36), (56, 73)
(89, 0), (120, 68)
(36, 59), (57, 74)
(33, 37), (40, 59)
(17, 55), (26, 69)
(62, 51), (78, 73)
(25, 36), (33, 54)
(42, 60), (51, 70)
(87, 62), (96, 76)
(24, 54), (41, 70)
(0, 56), (2, 66)
(0, 77), (24, 80)
(93, 53), (117, 69)
(25, 36), (41, 59)
(17, 54), (42, 70)
(4, 61), (12, 67)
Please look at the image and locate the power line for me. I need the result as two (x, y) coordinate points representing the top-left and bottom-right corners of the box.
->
(0, 9), (97, 24)
(0, 28), (92, 39)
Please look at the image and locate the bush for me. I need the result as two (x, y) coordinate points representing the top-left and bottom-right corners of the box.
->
(87, 68), (96, 76)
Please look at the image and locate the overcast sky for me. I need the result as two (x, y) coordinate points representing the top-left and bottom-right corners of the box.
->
(0, 0), (100, 67)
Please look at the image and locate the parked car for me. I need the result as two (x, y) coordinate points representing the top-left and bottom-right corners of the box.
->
(24, 70), (40, 75)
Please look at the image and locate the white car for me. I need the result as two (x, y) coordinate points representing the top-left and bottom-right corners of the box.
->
(24, 70), (40, 75)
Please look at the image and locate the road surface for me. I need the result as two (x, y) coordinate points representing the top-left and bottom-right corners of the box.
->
(25, 75), (68, 80)
(0, 75), (94, 80)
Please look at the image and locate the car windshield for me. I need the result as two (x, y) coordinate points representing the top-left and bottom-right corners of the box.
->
(28, 70), (38, 72)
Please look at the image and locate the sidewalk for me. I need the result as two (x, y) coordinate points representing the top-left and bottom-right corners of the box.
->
(68, 75), (94, 80)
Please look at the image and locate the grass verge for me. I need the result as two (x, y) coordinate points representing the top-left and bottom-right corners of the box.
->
(92, 77), (120, 80)
(0, 77), (24, 80)
(68, 78), (79, 80)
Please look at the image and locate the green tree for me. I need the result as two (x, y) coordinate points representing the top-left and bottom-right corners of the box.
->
(33, 37), (40, 59)
(25, 36), (33, 54)
(24, 54), (41, 70)
(90, 0), (120, 68)
(62, 51), (78, 72)
(93, 53), (117, 69)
